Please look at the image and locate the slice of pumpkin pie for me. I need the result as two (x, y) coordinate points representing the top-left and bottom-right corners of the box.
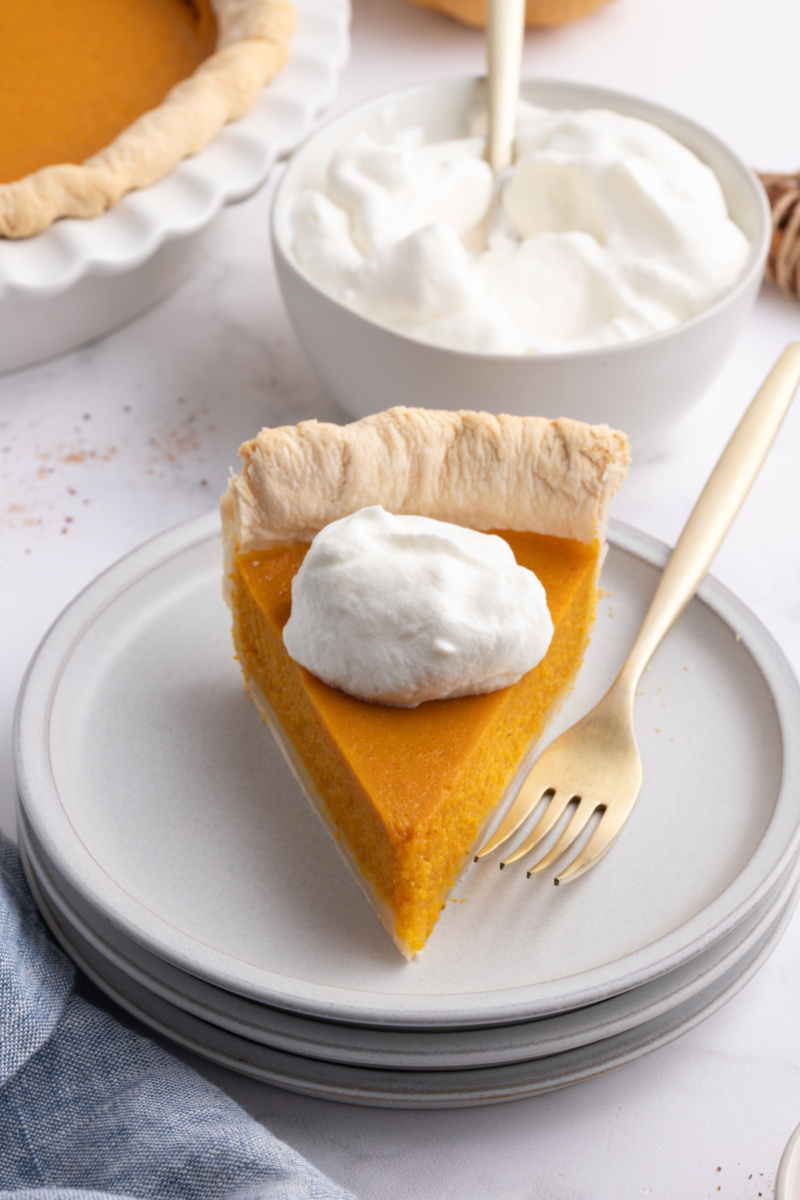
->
(221, 407), (629, 958)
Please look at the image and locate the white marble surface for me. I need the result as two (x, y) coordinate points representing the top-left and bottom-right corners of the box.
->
(3, 0), (800, 1196)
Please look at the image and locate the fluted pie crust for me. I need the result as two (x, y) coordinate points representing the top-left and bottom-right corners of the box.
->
(221, 408), (630, 958)
(0, 0), (295, 239)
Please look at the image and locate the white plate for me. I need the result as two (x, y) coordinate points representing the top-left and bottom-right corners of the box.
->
(14, 513), (800, 1028)
(0, 0), (350, 374)
(18, 803), (800, 1070)
(22, 849), (799, 1108)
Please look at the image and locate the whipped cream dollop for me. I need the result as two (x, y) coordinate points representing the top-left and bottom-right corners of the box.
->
(290, 103), (751, 355)
(282, 506), (554, 707)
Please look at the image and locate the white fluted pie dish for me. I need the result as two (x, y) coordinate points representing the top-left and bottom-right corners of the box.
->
(0, 0), (350, 375)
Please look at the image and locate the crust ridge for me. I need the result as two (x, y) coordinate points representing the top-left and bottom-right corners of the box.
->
(0, 0), (296, 239)
(221, 407), (631, 563)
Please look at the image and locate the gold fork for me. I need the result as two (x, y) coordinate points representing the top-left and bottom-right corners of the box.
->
(475, 343), (800, 885)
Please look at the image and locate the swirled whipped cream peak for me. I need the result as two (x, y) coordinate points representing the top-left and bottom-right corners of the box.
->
(289, 102), (751, 354)
(282, 506), (554, 707)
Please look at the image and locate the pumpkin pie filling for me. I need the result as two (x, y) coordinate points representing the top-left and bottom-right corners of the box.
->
(230, 531), (600, 958)
(0, 0), (218, 185)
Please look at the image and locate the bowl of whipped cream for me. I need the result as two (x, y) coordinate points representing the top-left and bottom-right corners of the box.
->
(271, 77), (770, 450)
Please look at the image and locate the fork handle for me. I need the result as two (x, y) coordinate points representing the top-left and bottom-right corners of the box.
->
(618, 342), (800, 690)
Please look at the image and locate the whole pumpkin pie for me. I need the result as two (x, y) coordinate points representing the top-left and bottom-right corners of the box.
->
(221, 407), (629, 958)
(0, 0), (295, 239)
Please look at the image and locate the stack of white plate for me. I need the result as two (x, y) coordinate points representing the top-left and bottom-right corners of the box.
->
(14, 513), (800, 1108)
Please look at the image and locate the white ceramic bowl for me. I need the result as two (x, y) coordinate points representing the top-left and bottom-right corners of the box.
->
(272, 77), (771, 452)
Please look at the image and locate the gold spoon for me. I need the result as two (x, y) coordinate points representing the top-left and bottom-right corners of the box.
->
(487, 0), (526, 173)
(463, 0), (526, 252)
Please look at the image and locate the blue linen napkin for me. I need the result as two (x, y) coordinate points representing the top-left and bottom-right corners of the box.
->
(0, 833), (357, 1200)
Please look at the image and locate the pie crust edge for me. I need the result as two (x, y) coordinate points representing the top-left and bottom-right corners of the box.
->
(0, 0), (296, 240)
(220, 406), (631, 583)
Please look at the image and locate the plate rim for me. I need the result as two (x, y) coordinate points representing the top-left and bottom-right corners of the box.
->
(22, 839), (799, 1108)
(17, 801), (800, 1069)
(13, 509), (800, 1027)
